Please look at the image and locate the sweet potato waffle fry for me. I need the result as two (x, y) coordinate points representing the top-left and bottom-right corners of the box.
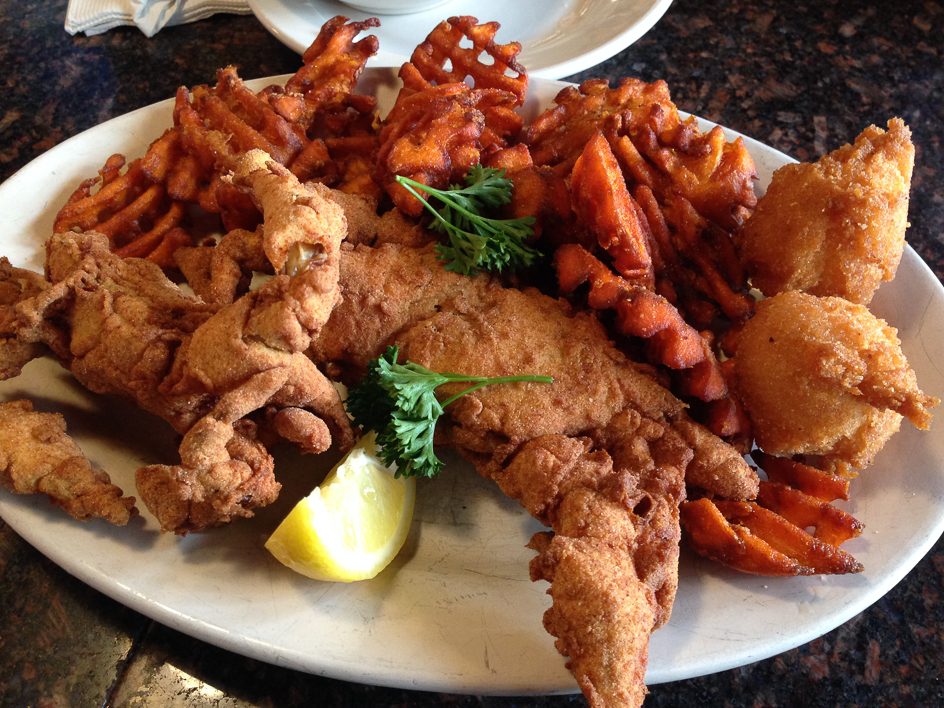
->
(375, 17), (529, 216)
(554, 242), (727, 403)
(400, 16), (528, 104)
(53, 155), (191, 268)
(681, 453), (865, 576)
(377, 84), (523, 216)
(52, 17), (382, 266)
(527, 78), (758, 331)
(282, 15), (380, 116)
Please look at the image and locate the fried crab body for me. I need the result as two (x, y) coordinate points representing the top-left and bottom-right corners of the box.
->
(4, 152), (355, 534)
(311, 241), (756, 706)
(738, 118), (914, 305)
(732, 291), (938, 467)
(138, 151), (355, 532)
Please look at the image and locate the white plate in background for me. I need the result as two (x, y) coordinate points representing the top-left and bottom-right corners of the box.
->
(248, 0), (674, 79)
(1, 69), (943, 694)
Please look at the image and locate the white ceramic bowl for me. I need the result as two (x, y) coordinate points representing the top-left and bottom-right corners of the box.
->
(337, 0), (453, 15)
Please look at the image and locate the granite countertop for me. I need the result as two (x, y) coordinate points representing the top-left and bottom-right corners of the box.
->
(1, 1), (943, 706)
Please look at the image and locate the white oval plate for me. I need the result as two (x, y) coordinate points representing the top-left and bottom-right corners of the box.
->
(1, 70), (943, 694)
(247, 0), (674, 79)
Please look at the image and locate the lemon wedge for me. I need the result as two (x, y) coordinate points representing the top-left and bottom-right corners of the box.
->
(265, 433), (416, 582)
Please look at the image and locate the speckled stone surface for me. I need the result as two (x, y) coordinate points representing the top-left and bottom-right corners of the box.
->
(1, 1), (942, 706)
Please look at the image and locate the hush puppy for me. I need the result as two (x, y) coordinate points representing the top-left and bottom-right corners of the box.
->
(733, 291), (937, 468)
(738, 118), (914, 305)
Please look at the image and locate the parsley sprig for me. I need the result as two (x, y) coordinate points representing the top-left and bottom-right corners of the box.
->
(346, 346), (553, 479)
(395, 166), (541, 276)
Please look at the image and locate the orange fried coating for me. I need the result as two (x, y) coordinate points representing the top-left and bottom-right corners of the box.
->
(752, 451), (850, 502)
(400, 16), (528, 104)
(0, 399), (138, 525)
(554, 243), (727, 402)
(738, 118), (914, 305)
(756, 480), (863, 548)
(571, 132), (654, 285)
(680, 497), (863, 577)
(376, 16), (527, 216)
(283, 15), (380, 115)
(528, 77), (758, 331)
(177, 67), (307, 172)
(526, 78), (673, 175)
(679, 449), (866, 578)
(53, 155), (190, 262)
(376, 84), (522, 216)
(732, 291), (938, 467)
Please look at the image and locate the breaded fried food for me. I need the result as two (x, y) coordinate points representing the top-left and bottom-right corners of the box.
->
(0, 399), (138, 524)
(311, 241), (758, 706)
(732, 291), (938, 467)
(738, 118), (914, 304)
(1, 258), (49, 380)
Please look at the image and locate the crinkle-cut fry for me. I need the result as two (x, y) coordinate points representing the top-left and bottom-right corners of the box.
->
(54, 157), (151, 235)
(554, 243), (727, 401)
(571, 132), (654, 285)
(752, 451), (850, 502)
(284, 16), (380, 107)
(526, 78), (673, 173)
(757, 481), (864, 547)
(401, 16), (528, 104)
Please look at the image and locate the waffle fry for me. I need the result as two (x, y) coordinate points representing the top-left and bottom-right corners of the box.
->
(680, 497), (863, 576)
(401, 16), (528, 104)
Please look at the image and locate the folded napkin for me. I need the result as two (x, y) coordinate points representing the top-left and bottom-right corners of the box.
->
(65, 0), (253, 38)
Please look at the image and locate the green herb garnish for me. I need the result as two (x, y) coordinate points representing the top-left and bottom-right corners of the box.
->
(395, 166), (541, 275)
(346, 345), (553, 478)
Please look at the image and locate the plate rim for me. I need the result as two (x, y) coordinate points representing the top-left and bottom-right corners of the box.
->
(246, 0), (674, 79)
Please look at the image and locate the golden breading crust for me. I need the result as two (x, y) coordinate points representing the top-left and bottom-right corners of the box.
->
(738, 118), (914, 304)
(0, 399), (138, 524)
(733, 291), (938, 467)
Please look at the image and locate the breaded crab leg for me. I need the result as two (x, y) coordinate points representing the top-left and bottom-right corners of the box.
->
(0, 399), (138, 525)
(137, 150), (355, 532)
